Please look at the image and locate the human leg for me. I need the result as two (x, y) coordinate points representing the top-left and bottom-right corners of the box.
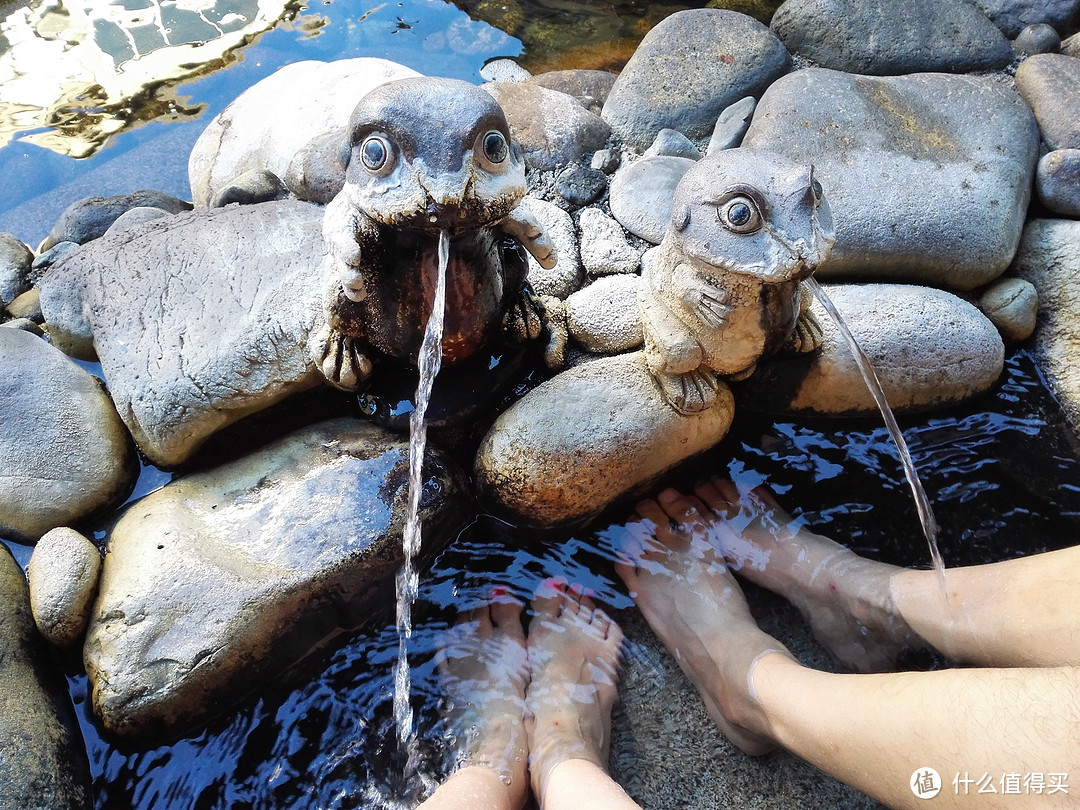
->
(419, 595), (529, 810)
(618, 490), (1080, 809)
(696, 477), (1080, 668)
(525, 580), (641, 810)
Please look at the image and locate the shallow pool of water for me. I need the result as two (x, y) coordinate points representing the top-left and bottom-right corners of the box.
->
(15, 348), (1071, 809)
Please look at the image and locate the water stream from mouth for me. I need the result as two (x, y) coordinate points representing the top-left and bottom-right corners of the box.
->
(804, 278), (948, 599)
(393, 228), (450, 784)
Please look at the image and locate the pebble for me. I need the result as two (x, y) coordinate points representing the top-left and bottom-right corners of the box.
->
(744, 69), (1039, 290)
(1036, 149), (1080, 216)
(555, 164), (607, 207)
(644, 129), (701, 160)
(480, 57), (532, 83)
(706, 96), (756, 155)
(590, 148), (621, 174)
(737, 284), (1005, 416)
(6, 288), (42, 323)
(578, 207), (641, 276)
(483, 81), (611, 171)
(1015, 53), (1080, 150)
(608, 155), (695, 244)
(770, 0), (1013, 75)
(0, 328), (136, 542)
(474, 350), (734, 526)
(208, 169), (290, 208)
(28, 527), (102, 647)
(1013, 23), (1061, 55)
(601, 9), (790, 150)
(565, 274), (644, 353)
(976, 277), (1039, 342)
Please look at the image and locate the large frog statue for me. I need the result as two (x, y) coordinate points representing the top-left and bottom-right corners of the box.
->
(638, 148), (836, 414)
(309, 77), (557, 389)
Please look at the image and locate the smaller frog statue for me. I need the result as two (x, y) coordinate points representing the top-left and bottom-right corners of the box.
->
(638, 148), (836, 414)
(310, 77), (557, 389)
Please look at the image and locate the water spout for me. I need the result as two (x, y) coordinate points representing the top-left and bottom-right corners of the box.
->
(804, 278), (947, 596)
(394, 229), (450, 780)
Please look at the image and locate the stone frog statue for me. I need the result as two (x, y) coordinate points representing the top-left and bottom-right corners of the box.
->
(638, 148), (836, 414)
(310, 77), (557, 389)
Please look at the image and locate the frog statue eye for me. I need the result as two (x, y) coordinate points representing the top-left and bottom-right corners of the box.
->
(476, 129), (509, 170)
(359, 134), (397, 176)
(716, 188), (765, 234)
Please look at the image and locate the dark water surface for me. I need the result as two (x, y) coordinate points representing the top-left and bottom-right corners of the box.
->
(3, 0), (1080, 804)
(6, 348), (1069, 809)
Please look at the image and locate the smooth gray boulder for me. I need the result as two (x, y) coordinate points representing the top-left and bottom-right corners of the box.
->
(0, 329), (136, 542)
(1036, 149), (1080, 216)
(608, 156), (695, 244)
(483, 82), (611, 171)
(1010, 219), (1080, 433)
(601, 9), (790, 151)
(1015, 54), (1080, 150)
(83, 417), (467, 739)
(0, 232), (34, 304)
(0, 544), (93, 810)
(971, 0), (1080, 37)
(188, 58), (421, 208)
(39, 190), (192, 252)
(737, 284), (1005, 416)
(566, 274), (644, 354)
(1013, 23), (1062, 56)
(475, 350), (733, 526)
(526, 69), (617, 116)
(39, 199), (327, 468)
(27, 527), (101, 647)
(744, 69), (1038, 290)
(770, 0), (1013, 75)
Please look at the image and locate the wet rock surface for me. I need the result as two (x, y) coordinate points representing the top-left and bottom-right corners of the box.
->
(0, 544), (93, 810)
(744, 69), (1039, 290)
(83, 417), (467, 739)
(1010, 219), (1080, 433)
(770, 0), (1012, 75)
(736, 284), (1005, 416)
(475, 351), (734, 526)
(39, 199), (326, 468)
(0, 329), (136, 542)
(602, 9), (790, 150)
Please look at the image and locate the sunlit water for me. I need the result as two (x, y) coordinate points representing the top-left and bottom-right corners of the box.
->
(804, 278), (947, 596)
(393, 229), (449, 794)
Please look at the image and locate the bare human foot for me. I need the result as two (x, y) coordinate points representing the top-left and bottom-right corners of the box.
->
(692, 477), (925, 673)
(615, 490), (789, 756)
(436, 592), (529, 809)
(525, 580), (624, 804)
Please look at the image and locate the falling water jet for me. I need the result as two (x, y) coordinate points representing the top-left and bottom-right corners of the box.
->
(393, 228), (450, 787)
(803, 278), (948, 601)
